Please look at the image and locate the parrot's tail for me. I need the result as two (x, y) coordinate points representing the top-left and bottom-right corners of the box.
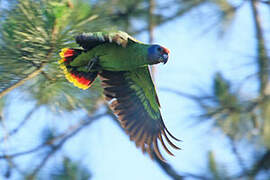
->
(58, 48), (98, 90)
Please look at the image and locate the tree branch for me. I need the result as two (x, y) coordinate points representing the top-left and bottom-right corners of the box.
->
(250, 150), (270, 177)
(0, 3), (62, 99)
(259, 0), (270, 5)
(152, 153), (183, 180)
(153, 152), (211, 180)
(251, 0), (270, 148)
(134, 0), (206, 35)
(228, 137), (248, 173)
(234, 150), (270, 179)
(0, 106), (38, 143)
(0, 113), (106, 160)
(250, 0), (269, 97)
(0, 65), (44, 99)
(28, 112), (106, 178)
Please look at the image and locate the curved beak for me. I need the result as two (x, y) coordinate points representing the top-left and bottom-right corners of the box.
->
(162, 53), (168, 64)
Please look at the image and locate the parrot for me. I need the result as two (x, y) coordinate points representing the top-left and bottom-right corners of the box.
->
(58, 31), (180, 161)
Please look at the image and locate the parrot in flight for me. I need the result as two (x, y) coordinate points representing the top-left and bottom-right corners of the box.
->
(58, 31), (180, 161)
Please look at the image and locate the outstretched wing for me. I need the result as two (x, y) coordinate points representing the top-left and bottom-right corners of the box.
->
(99, 66), (180, 161)
(75, 31), (140, 50)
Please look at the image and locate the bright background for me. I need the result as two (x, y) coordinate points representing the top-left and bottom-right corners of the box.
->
(1, 0), (270, 179)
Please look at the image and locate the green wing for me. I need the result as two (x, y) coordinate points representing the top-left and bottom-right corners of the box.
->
(99, 66), (180, 161)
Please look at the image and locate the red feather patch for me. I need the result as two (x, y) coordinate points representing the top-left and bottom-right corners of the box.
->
(58, 48), (98, 90)
(71, 73), (91, 86)
(64, 49), (75, 57)
(162, 47), (170, 54)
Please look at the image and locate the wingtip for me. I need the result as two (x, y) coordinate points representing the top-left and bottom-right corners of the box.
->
(165, 128), (181, 142)
(158, 134), (175, 156)
(160, 117), (180, 142)
(162, 130), (181, 150)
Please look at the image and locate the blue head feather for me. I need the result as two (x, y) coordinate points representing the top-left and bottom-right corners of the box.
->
(147, 45), (168, 64)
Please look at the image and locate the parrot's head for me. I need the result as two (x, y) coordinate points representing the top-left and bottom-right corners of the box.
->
(148, 45), (170, 65)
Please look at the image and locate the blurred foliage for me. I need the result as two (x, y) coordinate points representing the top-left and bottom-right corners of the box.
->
(177, 0), (270, 179)
(211, 0), (237, 36)
(0, 0), (104, 112)
(1, 0), (270, 179)
(207, 151), (228, 180)
(204, 73), (254, 139)
(0, 97), (5, 118)
(48, 156), (91, 180)
(41, 126), (59, 144)
(196, 69), (270, 162)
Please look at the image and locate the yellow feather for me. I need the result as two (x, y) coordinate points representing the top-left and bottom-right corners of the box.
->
(58, 58), (65, 64)
(59, 48), (69, 58)
(58, 48), (90, 90)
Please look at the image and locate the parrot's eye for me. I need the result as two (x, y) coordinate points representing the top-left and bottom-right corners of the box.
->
(157, 47), (162, 52)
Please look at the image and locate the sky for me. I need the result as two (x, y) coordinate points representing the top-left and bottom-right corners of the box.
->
(77, 4), (255, 180)
(68, 3), (255, 180)
(0, 1), (267, 180)
(62, 4), (253, 179)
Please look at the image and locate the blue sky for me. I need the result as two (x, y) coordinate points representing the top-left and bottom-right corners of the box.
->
(75, 3), (257, 179)
(62, 3), (253, 179)
(1, 1), (268, 180)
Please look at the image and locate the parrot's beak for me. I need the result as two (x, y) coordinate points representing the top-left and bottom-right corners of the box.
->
(162, 53), (168, 64)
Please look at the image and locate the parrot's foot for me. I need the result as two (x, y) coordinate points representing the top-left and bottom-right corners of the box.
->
(87, 57), (99, 71)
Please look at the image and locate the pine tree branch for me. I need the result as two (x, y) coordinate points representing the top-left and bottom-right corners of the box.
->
(0, 142), (46, 160)
(0, 2), (62, 99)
(0, 106), (38, 143)
(160, 87), (212, 101)
(250, 150), (270, 176)
(0, 64), (44, 99)
(250, 0), (269, 97)
(0, 112), (106, 178)
(234, 150), (270, 179)
(152, 153), (183, 180)
(4, 157), (25, 178)
(0, 113), (106, 160)
(28, 112), (106, 179)
(153, 152), (211, 180)
(251, 0), (270, 148)
(259, 0), (270, 5)
(28, 60), (55, 81)
(228, 137), (248, 173)
(134, 0), (206, 35)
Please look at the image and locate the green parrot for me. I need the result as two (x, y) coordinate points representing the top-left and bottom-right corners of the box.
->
(59, 31), (180, 161)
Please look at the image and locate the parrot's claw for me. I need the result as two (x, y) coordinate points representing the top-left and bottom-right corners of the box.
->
(87, 57), (99, 71)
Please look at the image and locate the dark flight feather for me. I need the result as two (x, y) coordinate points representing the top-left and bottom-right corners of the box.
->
(99, 69), (180, 161)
